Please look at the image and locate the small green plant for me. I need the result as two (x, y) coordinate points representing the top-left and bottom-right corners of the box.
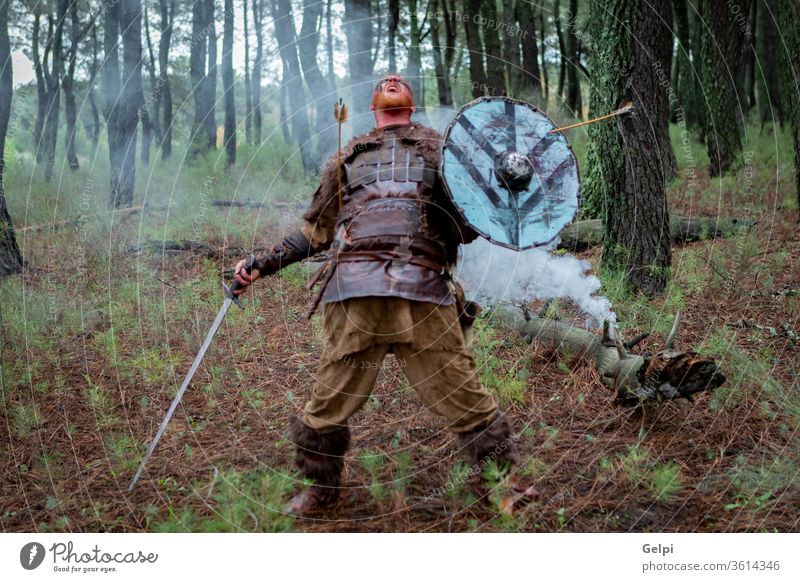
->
(10, 403), (42, 435)
(620, 445), (684, 501)
(360, 450), (388, 501)
(84, 378), (118, 429)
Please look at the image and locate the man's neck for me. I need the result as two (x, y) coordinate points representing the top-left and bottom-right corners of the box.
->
(374, 109), (413, 129)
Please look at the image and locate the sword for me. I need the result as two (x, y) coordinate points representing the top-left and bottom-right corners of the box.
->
(128, 254), (255, 492)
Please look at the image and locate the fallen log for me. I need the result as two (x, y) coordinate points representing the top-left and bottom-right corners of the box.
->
(127, 240), (253, 259)
(495, 305), (726, 404)
(557, 216), (756, 252)
(210, 199), (292, 209)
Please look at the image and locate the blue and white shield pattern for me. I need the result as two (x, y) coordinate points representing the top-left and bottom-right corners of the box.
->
(440, 97), (580, 250)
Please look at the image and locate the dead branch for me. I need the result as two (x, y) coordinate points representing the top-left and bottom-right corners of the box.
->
(495, 305), (726, 404)
(557, 216), (756, 252)
(127, 240), (253, 260)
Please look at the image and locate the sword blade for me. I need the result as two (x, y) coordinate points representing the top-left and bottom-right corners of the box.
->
(128, 296), (235, 492)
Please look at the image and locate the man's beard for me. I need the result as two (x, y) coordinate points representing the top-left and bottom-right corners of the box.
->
(372, 90), (414, 112)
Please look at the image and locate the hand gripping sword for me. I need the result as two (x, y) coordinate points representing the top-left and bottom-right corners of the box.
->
(127, 255), (255, 492)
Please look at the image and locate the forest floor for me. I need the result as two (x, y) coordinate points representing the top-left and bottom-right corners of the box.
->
(1, 124), (799, 533)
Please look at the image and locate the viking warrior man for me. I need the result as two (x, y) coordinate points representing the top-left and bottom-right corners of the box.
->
(233, 74), (533, 516)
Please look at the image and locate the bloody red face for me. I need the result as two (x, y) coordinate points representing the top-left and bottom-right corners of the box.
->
(371, 75), (415, 113)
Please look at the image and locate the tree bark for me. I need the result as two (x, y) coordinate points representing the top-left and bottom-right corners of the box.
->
(757, 0), (784, 128)
(482, 0), (505, 95)
(388, 0), (399, 73)
(190, 0), (217, 155)
(272, 0), (313, 170)
(252, 0), (264, 144)
(779, 0), (800, 219)
(503, 0), (521, 96)
(407, 0), (424, 103)
(701, 0), (751, 177)
(63, 0), (81, 171)
(0, 0), (23, 276)
(104, 0), (143, 208)
(141, 3), (156, 165)
(158, 0), (176, 160)
(517, 0), (541, 100)
(223, 0), (236, 167)
(325, 0), (335, 88)
(32, 11), (47, 164)
(584, 0), (673, 296)
(565, 0), (581, 115)
(463, 0), (486, 98)
(343, 0), (374, 134)
(42, 3), (66, 183)
(87, 24), (100, 147)
(243, 0), (252, 146)
(554, 0), (567, 101)
(742, 0), (757, 112)
(539, 8), (549, 103)
(430, 0), (455, 107)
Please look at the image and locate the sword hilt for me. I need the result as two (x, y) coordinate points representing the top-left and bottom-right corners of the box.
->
(226, 253), (256, 308)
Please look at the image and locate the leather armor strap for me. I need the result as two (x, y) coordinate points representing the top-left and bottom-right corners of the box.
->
(335, 250), (448, 276)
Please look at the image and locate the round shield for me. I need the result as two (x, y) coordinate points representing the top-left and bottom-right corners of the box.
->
(439, 97), (580, 250)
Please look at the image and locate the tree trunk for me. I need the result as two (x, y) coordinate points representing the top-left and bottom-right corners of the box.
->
(482, 0), (505, 95)
(141, 3), (159, 165)
(503, 0), (521, 96)
(299, 0), (334, 158)
(252, 0), (264, 144)
(388, 0), (399, 73)
(701, 0), (751, 177)
(671, 0), (692, 124)
(32, 12), (46, 164)
(272, 0), (313, 170)
(779, 0), (800, 220)
(223, 0), (236, 167)
(0, 0), (23, 277)
(104, 0), (143, 208)
(539, 8), (549, 103)
(190, 0), (217, 155)
(87, 24), (100, 147)
(554, 0), (566, 101)
(517, 1), (541, 100)
(407, 0), (424, 103)
(243, 0), (252, 146)
(430, 0), (454, 107)
(689, 5), (706, 140)
(343, 0), (374, 134)
(325, 0), (335, 88)
(463, 0), (486, 98)
(42, 4), (66, 183)
(63, 0), (80, 171)
(584, 0), (673, 296)
(757, 0), (784, 128)
(742, 0), (757, 113)
(565, 0), (580, 115)
(158, 0), (176, 160)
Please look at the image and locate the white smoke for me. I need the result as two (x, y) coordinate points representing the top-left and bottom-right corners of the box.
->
(454, 236), (616, 327)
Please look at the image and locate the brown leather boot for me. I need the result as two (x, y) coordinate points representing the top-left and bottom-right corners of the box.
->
(284, 418), (350, 517)
(458, 413), (538, 515)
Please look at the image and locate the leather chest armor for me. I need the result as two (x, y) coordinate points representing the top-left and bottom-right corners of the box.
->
(320, 126), (456, 305)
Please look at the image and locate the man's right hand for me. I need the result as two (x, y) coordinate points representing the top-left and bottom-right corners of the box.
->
(233, 259), (262, 296)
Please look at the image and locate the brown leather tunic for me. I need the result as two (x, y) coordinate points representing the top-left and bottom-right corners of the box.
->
(301, 123), (478, 306)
